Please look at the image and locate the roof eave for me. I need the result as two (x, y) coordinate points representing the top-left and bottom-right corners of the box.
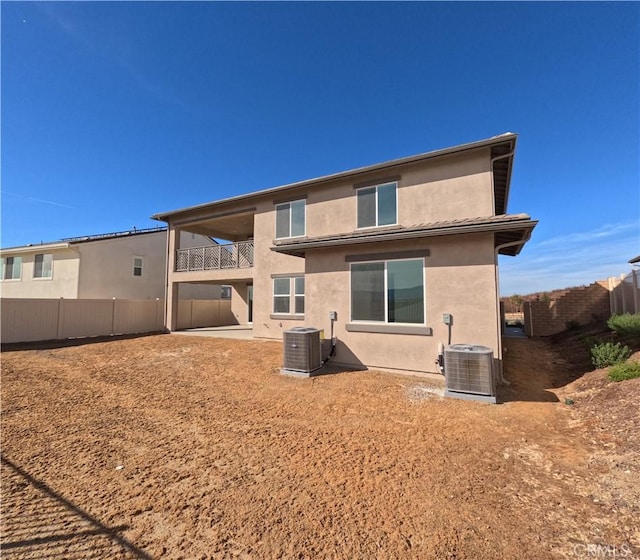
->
(490, 136), (517, 215)
(271, 217), (537, 257)
(0, 242), (72, 255)
(152, 133), (519, 222)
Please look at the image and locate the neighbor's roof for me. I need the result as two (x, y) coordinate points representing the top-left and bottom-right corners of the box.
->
(152, 132), (518, 221)
(0, 227), (167, 255)
(272, 213), (538, 257)
(629, 255), (640, 264)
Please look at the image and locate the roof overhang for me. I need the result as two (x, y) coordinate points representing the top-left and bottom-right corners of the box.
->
(0, 242), (72, 256)
(490, 137), (516, 215)
(271, 214), (537, 258)
(170, 207), (256, 240)
(1, 227), (168, 254)
(152, 132), (518, 223)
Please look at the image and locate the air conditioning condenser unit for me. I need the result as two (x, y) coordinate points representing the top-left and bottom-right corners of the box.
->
(444, 344), (496, 403)
(282, 327), (322, 375)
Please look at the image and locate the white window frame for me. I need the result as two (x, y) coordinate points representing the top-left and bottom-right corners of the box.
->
(272, 276), (305, 316)
(294, 276), (305, 314)
(33, 253), (53, 280)
(349, 257), (425, 325)
(275, 199), (306, 239)
(356, 181), (398, 229)
(133, 256), (143, 277)
(1, 256), (22, 281)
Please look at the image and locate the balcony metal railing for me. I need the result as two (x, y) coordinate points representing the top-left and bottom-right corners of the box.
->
(175, 241), (254, 272)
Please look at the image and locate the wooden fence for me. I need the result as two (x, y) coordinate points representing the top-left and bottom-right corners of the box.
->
(1, 298), (234, 344)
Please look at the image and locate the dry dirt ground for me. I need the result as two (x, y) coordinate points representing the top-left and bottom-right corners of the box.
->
(1, 333), (638, 559)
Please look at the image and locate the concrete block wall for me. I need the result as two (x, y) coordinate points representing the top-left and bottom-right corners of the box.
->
(523, 282), (611, 337)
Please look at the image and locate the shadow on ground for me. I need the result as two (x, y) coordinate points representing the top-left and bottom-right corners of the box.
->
(500, 337), (564, 403)
(500, 323), (618, 403)
(0, 332), (165, 353)
(1, 455), (150, 560)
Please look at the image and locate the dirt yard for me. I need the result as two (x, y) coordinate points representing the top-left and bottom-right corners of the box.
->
(1, 333), (638, 559)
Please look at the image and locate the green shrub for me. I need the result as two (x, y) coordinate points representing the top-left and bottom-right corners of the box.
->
(591, 342), (631, 369)
(608, 361), (640, 382)
(607, 313), (640, 339)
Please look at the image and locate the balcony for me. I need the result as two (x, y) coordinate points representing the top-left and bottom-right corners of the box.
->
(176, 241), (254, 272)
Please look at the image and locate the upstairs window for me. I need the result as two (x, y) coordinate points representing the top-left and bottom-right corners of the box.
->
(1, 256), (22, 280)
(33, 254), (53, 279)
(276, 200), (305, 239)
(357, 182), (397, 228)
(133, 257), (143, 277)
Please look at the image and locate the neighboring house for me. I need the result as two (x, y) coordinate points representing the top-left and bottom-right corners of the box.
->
(0, 227), (221, 300)
(152, 133), (537, 375)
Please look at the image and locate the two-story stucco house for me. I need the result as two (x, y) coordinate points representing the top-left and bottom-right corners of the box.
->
(152, 133), (537, 375)
(0, 227), (220, 300)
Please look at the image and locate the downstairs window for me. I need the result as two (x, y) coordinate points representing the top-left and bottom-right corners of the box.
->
(351, 258), (424, 324)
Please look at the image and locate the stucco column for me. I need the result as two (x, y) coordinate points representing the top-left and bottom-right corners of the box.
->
(230, 282), (248, 326)
(165, 226), (180, 331)
(493, 256), (504, 383)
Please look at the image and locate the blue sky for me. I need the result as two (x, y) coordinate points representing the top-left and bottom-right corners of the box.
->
(1, 2), (638, 295)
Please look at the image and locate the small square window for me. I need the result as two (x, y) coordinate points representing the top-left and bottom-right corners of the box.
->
(133, 257), (143, 277)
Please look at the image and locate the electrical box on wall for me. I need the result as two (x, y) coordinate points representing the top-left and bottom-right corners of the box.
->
(329, 311), (337, 321)
(443, 313), (452, 325)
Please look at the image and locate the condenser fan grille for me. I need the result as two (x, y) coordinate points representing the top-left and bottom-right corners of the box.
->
(444, 344), (496, 403)
(283, 327), (322, 373)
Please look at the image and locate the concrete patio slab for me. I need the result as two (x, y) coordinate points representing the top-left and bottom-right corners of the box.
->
(172, 325), (255, 341)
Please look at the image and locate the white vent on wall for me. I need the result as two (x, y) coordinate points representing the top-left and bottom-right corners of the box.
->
(283, 327), (322, 374)
(444, 344), (496, 403)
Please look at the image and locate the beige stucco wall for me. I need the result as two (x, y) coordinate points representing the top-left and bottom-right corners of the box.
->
(248, 149), (493, 346)
(228, 282), (249, 325)
(178, 282), (222, 300)
(303, 149), (493, 238)
(77, 231), (218, 299)
(1, 231), (218, 302)
(256, 233), (499, 374)
(0, 248), (80, 299)
(251, 198), (306, 333)
(77, 233), (168, 299)
(179, 231), (218, 250)
(164, 145), (503, 371)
